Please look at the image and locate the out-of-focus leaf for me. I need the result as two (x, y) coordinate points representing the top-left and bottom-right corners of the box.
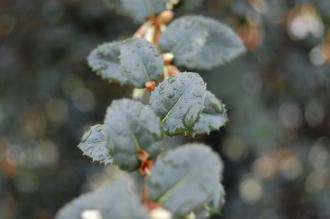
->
(195, 211), (210, 219)
(150, 72), (206, 136)
(148, 144), (224, 218)
(192, 91), (228, 134)
(55, 181), (148, 219)
(102, 0), (167, 23)
(88, 38), (164, 88)
(78, 124), (112, 165)
(104, 99), (164, 171)
(177, 0), (204, 11)
(160, 16), (245, 70)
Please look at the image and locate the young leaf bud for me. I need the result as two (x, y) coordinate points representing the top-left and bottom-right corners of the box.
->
(162, 53), (175, 64)
(81, 210), (103, 219)
(158, 10), (174, 24)
(145, 81), (156, 92)
(150, 207), (172, 219)
(167, 65), (180, 77)
(132, 88), (146, 100)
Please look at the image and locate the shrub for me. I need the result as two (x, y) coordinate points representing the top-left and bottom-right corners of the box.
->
(56, 1), (244, 219)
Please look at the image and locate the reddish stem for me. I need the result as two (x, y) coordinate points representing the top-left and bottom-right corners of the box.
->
(138, 149), (159, 209)
(133, 10), (176, 211)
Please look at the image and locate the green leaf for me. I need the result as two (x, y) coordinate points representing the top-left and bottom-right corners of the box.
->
(207, 183), (226, 214)
(56, 180), (148, 219)
(102, 0), (167, 23)
(193, 178), (226, 219)
(88, 38), (164, 88)
(160, 16), (245, 70)
(192, 91), (228, 134)
(191, 156), (226, 217)
(119, 39), (164, 87)
(150, 72), (207, 136)
(148, 144), (223, 218)
(104, 99), (164, 171)
(78, 124), (112, 165)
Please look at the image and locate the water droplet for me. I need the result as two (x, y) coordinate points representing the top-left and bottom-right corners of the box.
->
(167, 93), (174, 99)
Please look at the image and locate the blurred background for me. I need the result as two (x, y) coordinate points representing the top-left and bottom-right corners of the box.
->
(0, 0), (330, 219)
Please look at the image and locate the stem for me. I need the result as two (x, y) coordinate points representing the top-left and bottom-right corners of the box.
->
(151, 17), (162, 47)
(142, 175), (150, 204)
(132, 9), (178, 209)
(138, 151), (159, 210)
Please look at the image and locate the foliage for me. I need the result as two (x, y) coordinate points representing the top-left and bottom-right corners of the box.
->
(78, 124), (112, 165)
(2, 0), (330, 219)
(56, 0), (244, 218)
(56, 181), (149, 219)
(88, 39), (164, 87)
(104, 99), (164, 171)
(160, 16), (245, 70)
(148, 144), (224, 218)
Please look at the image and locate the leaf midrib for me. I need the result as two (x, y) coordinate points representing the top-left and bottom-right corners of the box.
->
(161, 91), (185, 124)
(157, 174), (190, 204)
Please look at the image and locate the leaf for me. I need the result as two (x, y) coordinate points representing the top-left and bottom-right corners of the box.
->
(150, 72), (206, 136)
(192, 91), (228, 134)
(160, 16), (245, 70)
(104, 99), (164, 171)
(191, 175), (226, 218)
(102, 0), (167, 23)
(88, 38), (164, 88)
(192, 177), (226, 219)
(160, 19), (209, 69)
(78, 124), (112, 165)
(148, 144), (224, 218)
(207, 183), (226, 214)
(119, 39), (164, 87)
(56, 180), (148, 219)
